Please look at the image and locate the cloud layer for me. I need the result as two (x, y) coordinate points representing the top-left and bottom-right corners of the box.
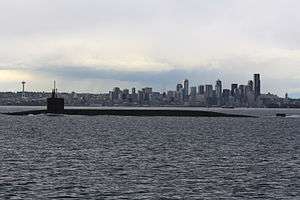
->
(0, 0), (299, 97)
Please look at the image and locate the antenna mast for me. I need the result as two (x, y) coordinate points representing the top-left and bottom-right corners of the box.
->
(21, 81), (26, 98)
(52, 80), (57, 98)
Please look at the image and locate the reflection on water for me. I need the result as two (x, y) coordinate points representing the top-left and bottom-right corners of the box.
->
(0, 107), (299, 199)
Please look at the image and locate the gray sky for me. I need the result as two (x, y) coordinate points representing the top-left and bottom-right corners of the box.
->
(0, 0), (299, 97)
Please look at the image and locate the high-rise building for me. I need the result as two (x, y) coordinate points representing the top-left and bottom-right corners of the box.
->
(176, 83), (183, 92)
(248, 80), (254, 91)
(183, 79), (189, 101)
(123, 89), (129, 95)
(142, 87), (152, 102)
(132, 87), (136, 94)
(205, 85), (213, 98)
(142, 87), (152, 94)
(190, 86), (197, 99)
(138, 90), (145, 104)
(204, 85), (214, 105)
(222, 89), (230, 105)
(231, 84), (238, 97)
(215, 80), (222, 105)
(239, 85), (246, 103)
(198, 85), (205, 95)
(110, 87), (121, 102)
(245, 85), (255, 106)
(254, 74), (261, 100)
(167, 91), (176, 99)
(215, 80), (222, 99)
(122, 89), (129, 100)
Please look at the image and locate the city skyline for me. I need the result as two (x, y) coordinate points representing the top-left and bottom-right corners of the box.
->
(0, 1), (300, 97)
(1, 73), (299, 108)
(0, 72), (297, 99)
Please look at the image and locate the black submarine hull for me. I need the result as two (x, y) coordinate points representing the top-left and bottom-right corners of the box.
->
(3, 108), (256, 118)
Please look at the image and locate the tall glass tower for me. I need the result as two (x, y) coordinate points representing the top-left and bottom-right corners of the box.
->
(183, 79), (189, 100)
(215, 80), (222, 98)
(215, 79), (222, 105)
(254, 74), (261, 100)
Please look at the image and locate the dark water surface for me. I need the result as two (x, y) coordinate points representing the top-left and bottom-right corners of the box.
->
(0, 107), (299, 199)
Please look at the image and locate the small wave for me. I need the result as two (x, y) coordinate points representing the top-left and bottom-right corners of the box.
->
(286, 115), (300, 118)
(46, 113), (64, 117)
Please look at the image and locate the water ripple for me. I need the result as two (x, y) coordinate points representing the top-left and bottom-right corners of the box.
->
(0, 108), (299, 199)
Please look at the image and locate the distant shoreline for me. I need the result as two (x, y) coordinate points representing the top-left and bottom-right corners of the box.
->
(0, 105), (299, 109)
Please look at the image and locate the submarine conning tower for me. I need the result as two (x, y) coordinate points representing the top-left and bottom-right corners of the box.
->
(47, 81), (64, 113)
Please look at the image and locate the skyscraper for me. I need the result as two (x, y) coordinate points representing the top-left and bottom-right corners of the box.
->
(205, 84), (214, 105)
(183, 79), (189, 101)
(132, 87), (136, 94)
(176, 83), (183, 92)
(190, 86), (197, 99)
(254, 74), (261, 100)
(142, 87), (153, 102)
(231, 84), (238, 97)
(215, 80), (222, 105)
(198, 85), (205, 95)
(110, 87), (121, 102)
(205, 85), (213, 98)
(238, 85), (246, 103)
(222, 89), (230, 105)
(215, 79), (222, 99)
(247, 80), (254, 91)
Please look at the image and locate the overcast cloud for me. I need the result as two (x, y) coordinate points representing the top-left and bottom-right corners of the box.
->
(0, 0), (299, 97)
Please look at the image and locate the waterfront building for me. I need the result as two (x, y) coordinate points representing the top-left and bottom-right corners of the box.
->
(175, 90), (184, 103)
(183, 79), (189, 101)
(205, 84), (214, 105)
(132, 87), (136, 94)
(258, 93), (280, 107)
(238, 85), (247, 104)
(222, 89), (231, 105)
(167, 91), (176, 103)
(110, 87), (121, 102)
(231, 84), (238, 97)
(176, 83), (183, 92)
(122, 89), (129, 100)
(150, 92), (161, 105)
(205, 85), (213, 98)
(138, 90), (145, 104)
(215, 79), (222, 105)
(141, 87), (152, 102)
(195, 94), (206, 106)
(254, 74), (261, 100)
(190, 87), (197, 99)
(248, 80), (254, 91)
(245, 87), (255, 106)
(198, 85), (205, 95)
(123, 89), (129, 95)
